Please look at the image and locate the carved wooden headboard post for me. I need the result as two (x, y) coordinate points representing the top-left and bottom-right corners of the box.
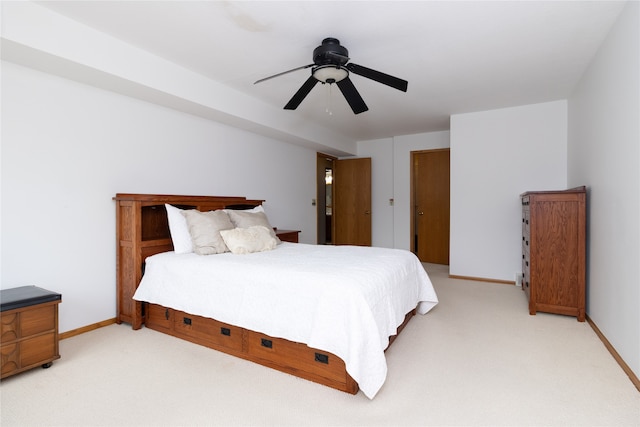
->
(113, 194), (263, 329)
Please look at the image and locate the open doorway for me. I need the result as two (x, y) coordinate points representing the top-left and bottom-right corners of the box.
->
(317, 153), (336, 244)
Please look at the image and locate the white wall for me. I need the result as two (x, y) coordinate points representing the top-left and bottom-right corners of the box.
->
(1, 62), (317, 333)
(357, 131), (450, 249)
(1, 1), (357, 157)
(568, 1), (639, 379)
(450, 101), (568, 281)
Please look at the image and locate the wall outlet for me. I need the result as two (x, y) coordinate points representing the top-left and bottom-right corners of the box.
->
(515, 273), (523, 287)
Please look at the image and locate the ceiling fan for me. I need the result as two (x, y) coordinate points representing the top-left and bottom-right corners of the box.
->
(254, 37), (408, 114)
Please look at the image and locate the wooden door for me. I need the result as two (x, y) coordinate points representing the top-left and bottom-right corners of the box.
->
(413, 149), (450, 264)
(334, 158), (371, 246)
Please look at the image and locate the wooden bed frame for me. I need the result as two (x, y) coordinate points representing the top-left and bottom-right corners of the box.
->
(114, 193), (415, 394)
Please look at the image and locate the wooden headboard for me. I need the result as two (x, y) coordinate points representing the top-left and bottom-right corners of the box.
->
(113, 194), (264, 329)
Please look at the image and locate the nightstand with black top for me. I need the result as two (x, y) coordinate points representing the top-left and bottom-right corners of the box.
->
(1, 286), (61, 379)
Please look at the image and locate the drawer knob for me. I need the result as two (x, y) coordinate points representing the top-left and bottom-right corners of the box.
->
(261, 338), (273, 349)
(220, 327), (231, 336)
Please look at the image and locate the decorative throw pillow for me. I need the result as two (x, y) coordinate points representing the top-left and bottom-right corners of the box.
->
(223, 205), (264, 214)
(226, 210), (280, 243)
(165, 204), (193, 254)
(182, 209), (234, 255)
(220, 226), (278, 255)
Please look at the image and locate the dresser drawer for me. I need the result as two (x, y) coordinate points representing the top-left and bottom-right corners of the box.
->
(21, 305), (56, 337)
(245, 330), (347, 384)
(20, 332), (56, 367)
(1, 305), (55, 343)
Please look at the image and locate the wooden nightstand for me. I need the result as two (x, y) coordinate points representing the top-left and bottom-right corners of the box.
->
(275, 229), (301, 243)
(1, 286), (61, 379)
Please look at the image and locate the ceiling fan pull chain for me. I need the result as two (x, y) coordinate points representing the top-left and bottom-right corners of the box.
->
(328, 84), (334, 116)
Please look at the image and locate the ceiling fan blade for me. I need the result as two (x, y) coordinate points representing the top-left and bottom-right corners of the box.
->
(346, 63), (408, 92)
(336, 77), (369, 114)
(254, 64), (314, 84)
(284, 76), (319, 110)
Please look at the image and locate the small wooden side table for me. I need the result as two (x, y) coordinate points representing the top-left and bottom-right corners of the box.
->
(1, 286), (62, 379)
(275, 229), (301, 243)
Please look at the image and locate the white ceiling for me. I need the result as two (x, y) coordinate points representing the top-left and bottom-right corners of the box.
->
(36, 1), (625, 142)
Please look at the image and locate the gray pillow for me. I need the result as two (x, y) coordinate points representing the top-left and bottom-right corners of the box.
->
(226, 210), (280, 242)
(182, 209), (234, 255)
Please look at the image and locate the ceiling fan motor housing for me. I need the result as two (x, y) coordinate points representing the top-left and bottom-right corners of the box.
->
(313, 38), (349, 66)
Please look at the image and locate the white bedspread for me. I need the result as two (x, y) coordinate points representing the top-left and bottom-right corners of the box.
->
(133, 242), (438, 398)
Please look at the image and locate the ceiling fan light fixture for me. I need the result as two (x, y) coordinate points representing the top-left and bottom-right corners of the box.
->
(313, 65), (348, 84)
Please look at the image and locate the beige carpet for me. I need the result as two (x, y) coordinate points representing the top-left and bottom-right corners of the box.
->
(1, 263), (638, 426)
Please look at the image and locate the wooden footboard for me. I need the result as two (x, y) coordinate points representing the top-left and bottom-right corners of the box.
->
(145, 302), (415, 394)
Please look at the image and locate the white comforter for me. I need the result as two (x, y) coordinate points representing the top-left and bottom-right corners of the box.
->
(133, 242), (438, 398)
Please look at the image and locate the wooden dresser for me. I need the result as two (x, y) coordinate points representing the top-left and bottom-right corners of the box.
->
(1, 286), (61, 379)
(521, 187), (586, 321)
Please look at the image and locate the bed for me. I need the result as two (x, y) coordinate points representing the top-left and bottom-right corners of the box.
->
(114, 194), (438, 398)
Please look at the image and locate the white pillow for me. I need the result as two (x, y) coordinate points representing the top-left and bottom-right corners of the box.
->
(182, 209), (234, 255)
(165, 204), (193, 254)
(220, 226), (278, 255)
